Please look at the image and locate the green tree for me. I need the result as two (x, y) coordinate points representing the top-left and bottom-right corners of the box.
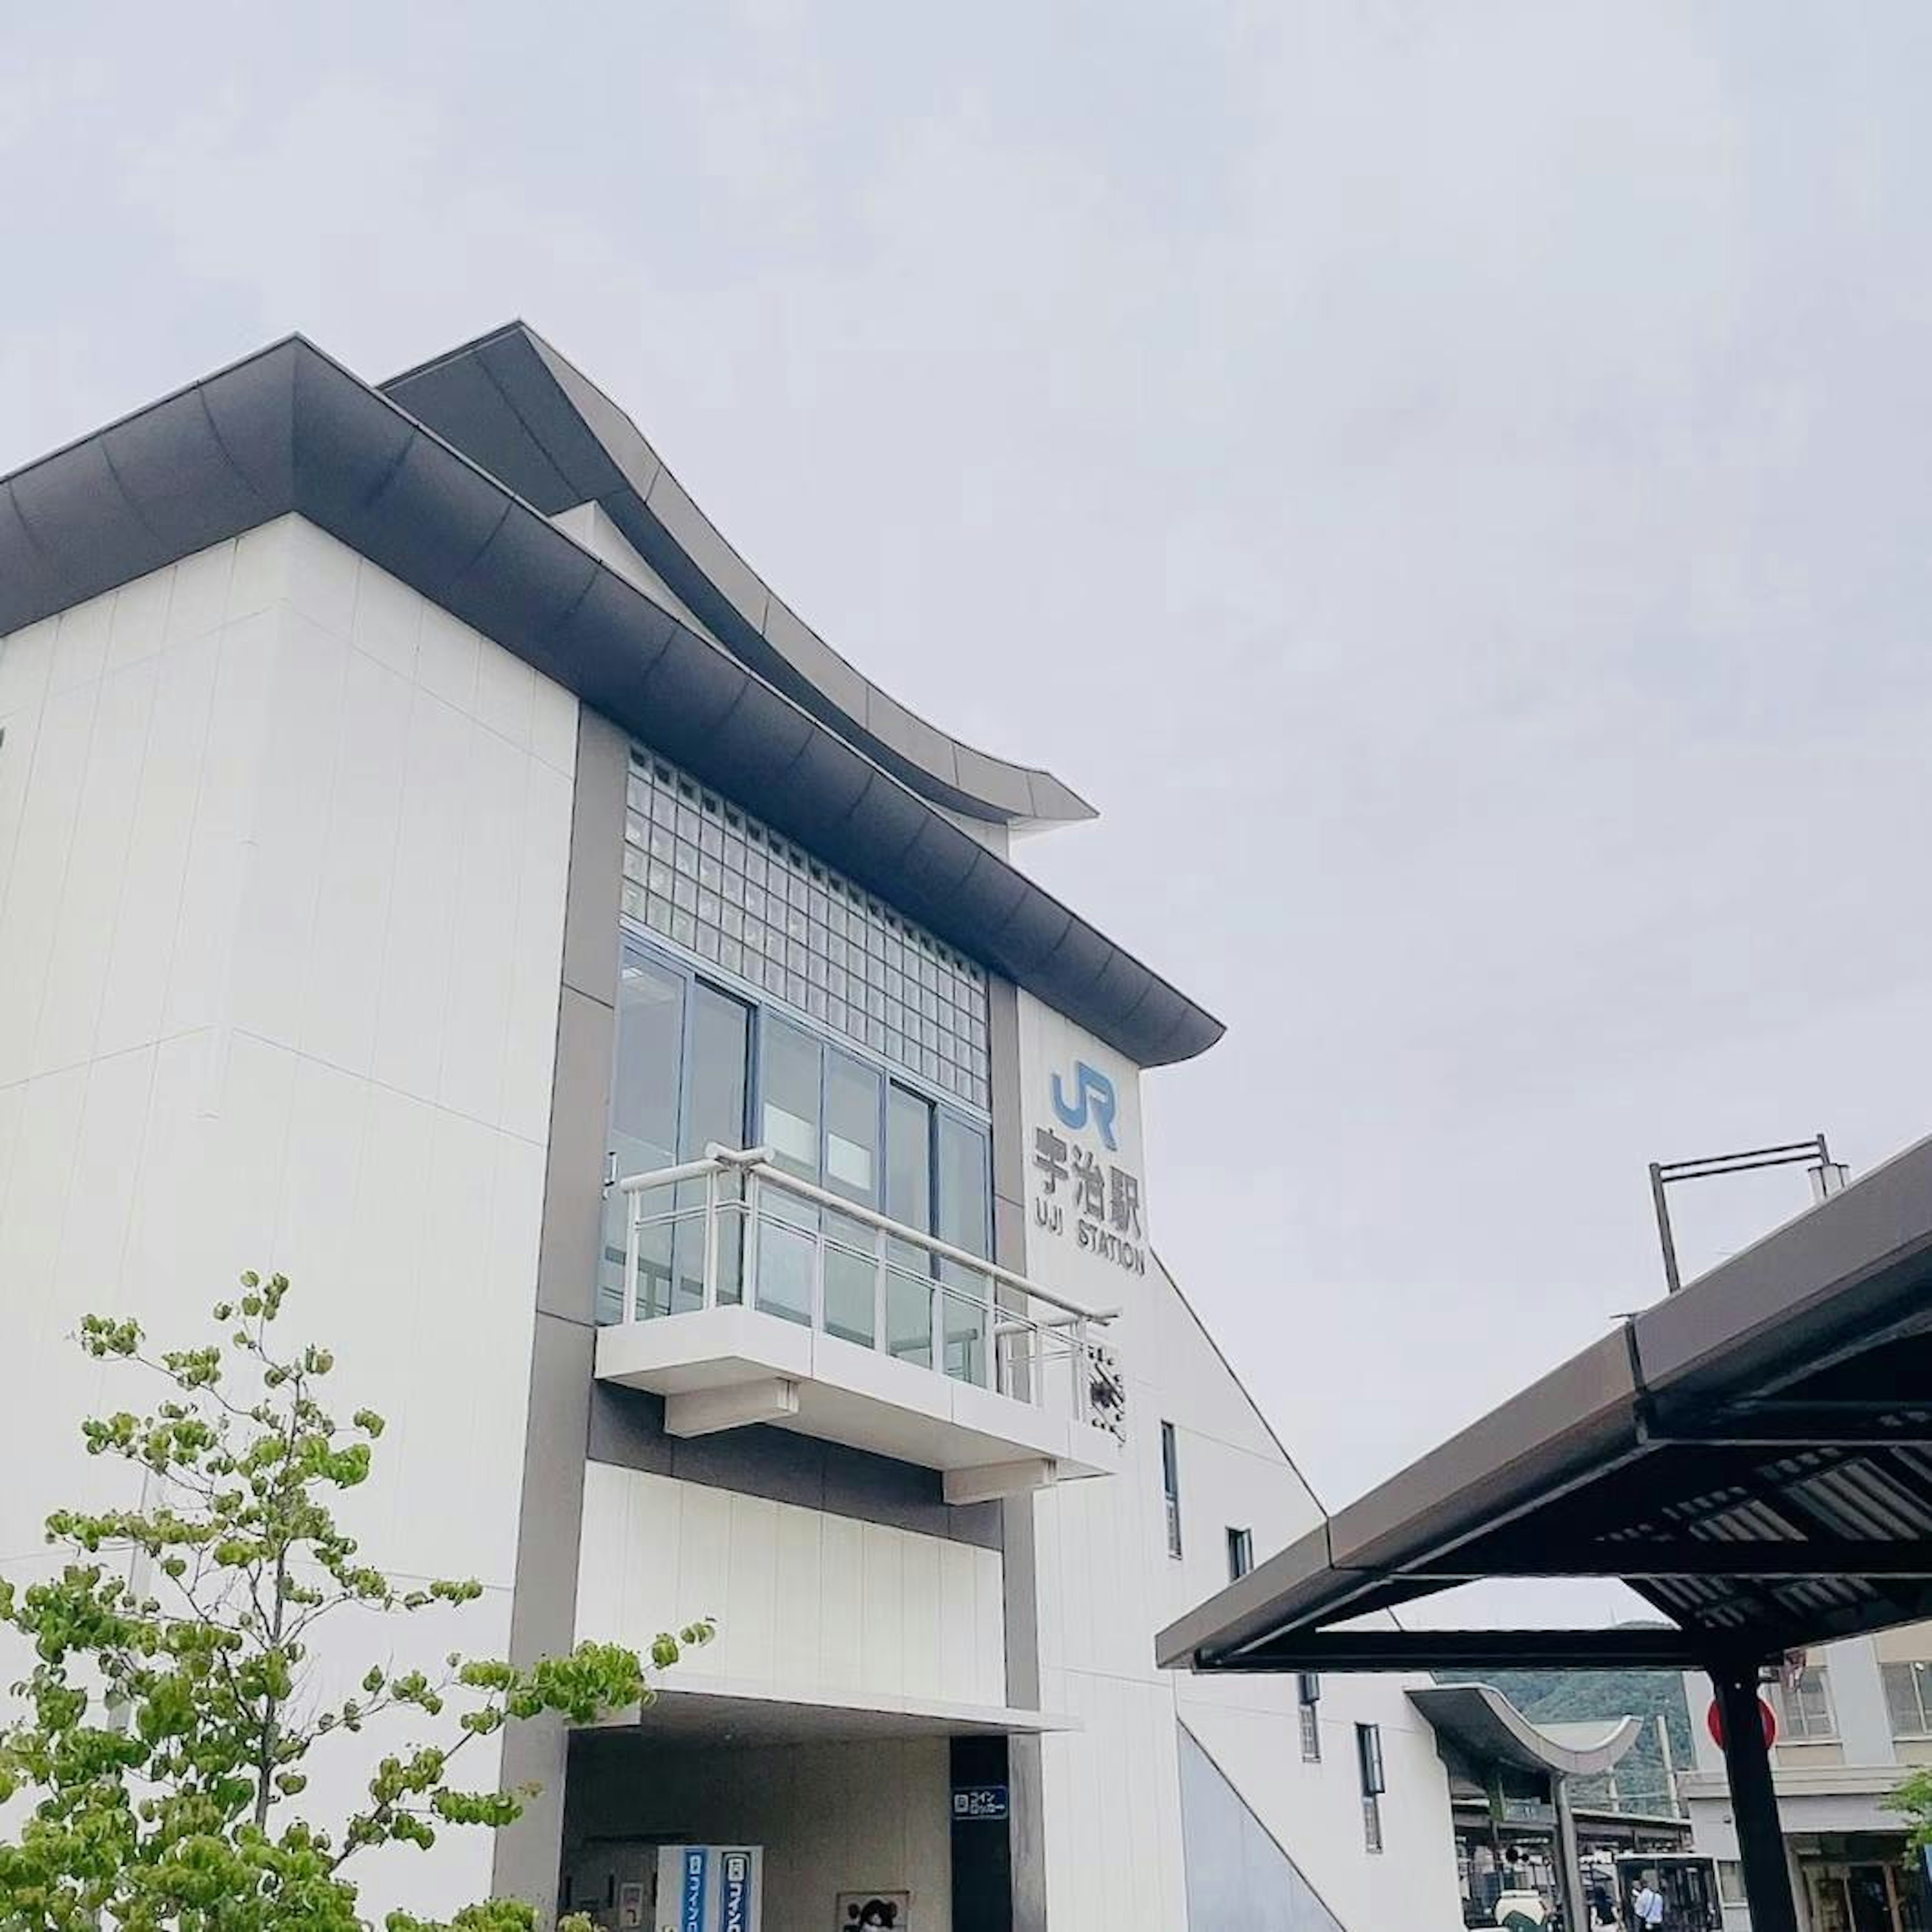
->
(0, 1272), (711, 1931)
(1886, 1767), (1932, 1850)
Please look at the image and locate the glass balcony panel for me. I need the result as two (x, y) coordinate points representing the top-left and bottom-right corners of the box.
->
(823, 1211), (877, 1347)
(884, 1252), (934, 1369)
(755, 1214), (816, 1326)
(605, 1149), (1121, 1484)
(620, 1178), (680, 1321)
(941, 1271), (990, 1387)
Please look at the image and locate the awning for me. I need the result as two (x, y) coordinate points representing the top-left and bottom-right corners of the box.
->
(1409, 1685), (1642, 1779)
(580, 1676), (1077, 1748)
(1158, 1128), (1932, 1674)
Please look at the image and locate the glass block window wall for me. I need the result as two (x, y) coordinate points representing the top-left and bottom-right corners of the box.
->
(622, 750), (991, 1108)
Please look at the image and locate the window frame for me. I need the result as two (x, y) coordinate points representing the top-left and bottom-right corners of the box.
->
(1356, 1723), (1386, 1854)
(621, 753), (992, 1109)
(1227, 1526), (1254, 1582)
(1777, 1663), (1837, 1742)
(621, 917), (992, 1137)
(1160, 1421), (1183, 1560)
(1298, 1674), (1323, 1763)
(1883, 1660), (1932, 1739)
(609, 928), (993, 1309)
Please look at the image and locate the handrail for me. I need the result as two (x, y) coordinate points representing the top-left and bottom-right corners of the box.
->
(616, 1145), (1118, 1326)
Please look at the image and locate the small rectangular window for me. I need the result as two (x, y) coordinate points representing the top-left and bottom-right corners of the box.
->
(1356, 1722), (1385, 1795)
(1160, 1422), (1182, 1559)
(1227, 1527), (1253, 1582)
(1298, 1672), (1322, 1762)
(1356, 1723), (1385, 1853)
(1716, 1862), (1746, 1907)
(1884, 1661), (1932, 1738)
(1779, 1664), (1836, 1740)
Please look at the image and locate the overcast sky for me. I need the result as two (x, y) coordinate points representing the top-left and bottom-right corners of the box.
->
(8, 4), (1932, 1548)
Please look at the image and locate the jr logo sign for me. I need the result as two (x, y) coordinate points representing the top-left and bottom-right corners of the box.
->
(1050, 1061), (1119, 1150)
(1034, 1057), (1144, 1279)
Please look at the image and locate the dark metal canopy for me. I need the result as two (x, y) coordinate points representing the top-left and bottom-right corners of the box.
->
(1157, 1129), (1932, 1675)
(0, 334), (1224, 1070)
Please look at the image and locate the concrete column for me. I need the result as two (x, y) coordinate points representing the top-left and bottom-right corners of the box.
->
(1711, 1662), (1799, 1932)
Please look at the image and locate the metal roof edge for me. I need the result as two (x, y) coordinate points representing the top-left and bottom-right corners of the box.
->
(379, 320), (1098, 831)
(1408, 1683), (1643, 1778)
(0, 335), (1222, 1071)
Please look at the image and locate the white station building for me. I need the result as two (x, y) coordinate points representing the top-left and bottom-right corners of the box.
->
(0, 326), (1466, 1932)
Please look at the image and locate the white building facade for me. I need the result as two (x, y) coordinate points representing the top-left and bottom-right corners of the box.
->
(1682, 1633), (1932, 1932)
(0, 326), (1461, 1932)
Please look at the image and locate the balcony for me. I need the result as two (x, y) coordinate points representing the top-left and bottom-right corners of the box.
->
(595, 1148), (1126, 1501)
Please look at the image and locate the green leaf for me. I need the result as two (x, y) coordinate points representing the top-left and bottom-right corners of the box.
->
(0, 1269), (707, 1928)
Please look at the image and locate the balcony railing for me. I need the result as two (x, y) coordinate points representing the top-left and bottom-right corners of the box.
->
(606, 1146), (1122, 1445)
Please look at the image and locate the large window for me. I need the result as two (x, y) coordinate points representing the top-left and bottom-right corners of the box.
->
(1778, 1664), (1836, 1741)
(602, 934), (994, 1383)
(1884, 1661), (1932, 1738)
(622, 751), (990, 1106)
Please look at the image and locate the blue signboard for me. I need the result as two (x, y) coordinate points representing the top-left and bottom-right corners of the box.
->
(952, 1784), (1010, 1821)
(681, 1848), (709, 1932)
(720, 1850), (751, 1932)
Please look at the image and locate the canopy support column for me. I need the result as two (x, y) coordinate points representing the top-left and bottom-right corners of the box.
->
(1710, 1660), (1797, 1932)
(1551, 1774), (1587, 1932)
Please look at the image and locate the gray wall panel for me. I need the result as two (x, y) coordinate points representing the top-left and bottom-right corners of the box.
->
(585, 1384), (1003, 1551)
(535, 989), (615, 1326)
(493, 705), (625, 1917)
(560, 711), (628, 1007)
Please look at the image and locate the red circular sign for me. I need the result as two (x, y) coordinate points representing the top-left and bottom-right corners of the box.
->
(1706, 1695), (1777, 1750)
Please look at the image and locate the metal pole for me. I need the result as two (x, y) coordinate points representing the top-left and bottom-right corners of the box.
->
(701, 1169), (719, 1310)
(1650, 1161), (1683, 1296)
(1710, 1661), (1798, 1932)
(1552, 1775), (1588, 1932)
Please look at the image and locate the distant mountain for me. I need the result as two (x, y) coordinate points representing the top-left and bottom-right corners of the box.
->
(1432, 1666), (1695, 1815)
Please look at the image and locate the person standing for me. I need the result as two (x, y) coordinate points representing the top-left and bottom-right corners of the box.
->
(1633, 1878), (1665, 1931)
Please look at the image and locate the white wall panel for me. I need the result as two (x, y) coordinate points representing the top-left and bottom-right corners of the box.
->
(296, 647), (414, 1077)
(575, 1466), (1006, 1712)
(1017, 989), (1464, 1932)
(163, 539), (234, 652)
(819, 1512), (867, 1693)
(31, 655), (152, 1076)
(725, 1492), (781, 1685)
(0, 678), (94, 1087)
(0, 520), (580, 1921)
(49, 591), (111, 697)
(97, 631), (222, 1060)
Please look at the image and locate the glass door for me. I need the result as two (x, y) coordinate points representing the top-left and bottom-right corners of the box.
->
(603, 951), (687, 1322)
(936, 1114), (992, 1385)
(822, 1050), (883, 1345)
(672, 982), (750, 1311)
(756, 1016), (823, 1324)
(884, 1085), (936, 1366)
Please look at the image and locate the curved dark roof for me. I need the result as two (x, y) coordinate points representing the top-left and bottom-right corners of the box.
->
(1408, 1685), (1641, 1779)
(0, 335), (1223, 1068)
(382, 323), (1094, 830)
